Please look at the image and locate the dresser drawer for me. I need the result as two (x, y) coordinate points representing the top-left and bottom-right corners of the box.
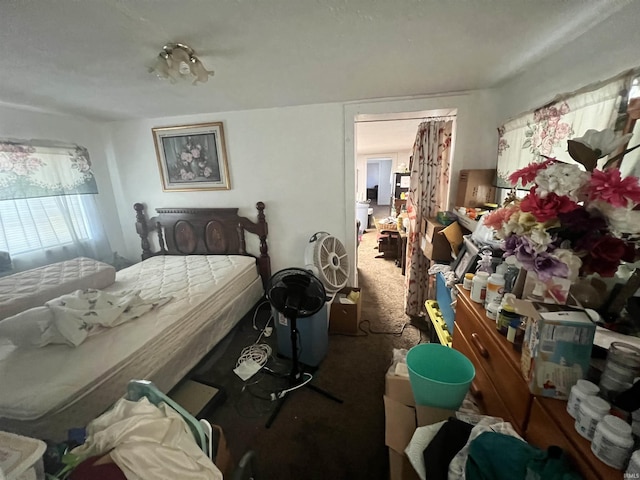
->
(455, 293), (531, 431)
(526, 399), (621, 480)
(453, 323), (516, 429)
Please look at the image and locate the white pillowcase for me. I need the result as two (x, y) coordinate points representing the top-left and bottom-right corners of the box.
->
(0, 307), (68, 347)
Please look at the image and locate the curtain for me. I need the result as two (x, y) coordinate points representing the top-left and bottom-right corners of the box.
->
(0, 140), (98, 199)
(404, 120), (453, 316)
(0, 139), (111, 273)
(496, 71), (635, 189)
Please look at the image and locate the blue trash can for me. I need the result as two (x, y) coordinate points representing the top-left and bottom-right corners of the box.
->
(274, 303), (329, 368)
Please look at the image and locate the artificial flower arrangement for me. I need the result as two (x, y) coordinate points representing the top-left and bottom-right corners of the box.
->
(484, 128), (640, 304)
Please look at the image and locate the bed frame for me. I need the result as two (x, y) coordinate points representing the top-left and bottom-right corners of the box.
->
(133, 202), (271, 286)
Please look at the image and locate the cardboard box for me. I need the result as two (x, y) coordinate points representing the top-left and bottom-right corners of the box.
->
(329, 287), (362, 335)
(419, 232), (451, 262)
(421, 217), (445, 242)
(515, 301), (596, 400)
(455, 169), (497, 207)
(384, 370), (455, 480)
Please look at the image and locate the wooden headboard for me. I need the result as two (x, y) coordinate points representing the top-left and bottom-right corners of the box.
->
(133, 202), (271, 286)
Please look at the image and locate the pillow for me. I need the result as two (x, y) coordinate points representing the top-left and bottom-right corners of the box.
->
(0, 307), (67, 347)
(439, 221), (464, 256)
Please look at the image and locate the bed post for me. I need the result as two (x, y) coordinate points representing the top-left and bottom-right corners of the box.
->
(256, 201), (271, 285)
(134, 203), (153, 260)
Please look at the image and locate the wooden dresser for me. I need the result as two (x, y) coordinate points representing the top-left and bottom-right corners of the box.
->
(452, 286), (621, 480)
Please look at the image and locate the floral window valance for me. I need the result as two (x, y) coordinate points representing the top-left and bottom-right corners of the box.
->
(496, 71), (635, 189)
(0, 140), (98, 200)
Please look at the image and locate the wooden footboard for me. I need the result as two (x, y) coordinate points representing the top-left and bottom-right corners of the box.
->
(133, 202), (271, 286)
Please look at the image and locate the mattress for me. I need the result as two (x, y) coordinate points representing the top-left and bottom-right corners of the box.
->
(0, 255), (263, 440)
(0, 257), (116, 320)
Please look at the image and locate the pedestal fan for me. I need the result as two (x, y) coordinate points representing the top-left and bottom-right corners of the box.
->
(265, 267), (343, 428)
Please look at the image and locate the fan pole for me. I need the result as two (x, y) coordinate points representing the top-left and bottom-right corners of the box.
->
(289, 315), (300, 382)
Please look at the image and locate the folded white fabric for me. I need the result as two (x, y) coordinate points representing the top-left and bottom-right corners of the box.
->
(0, 306), (66, 348)
(72, 397), (222, 480)
(46, 289), (171, 346)
(0, 289), (171, 348)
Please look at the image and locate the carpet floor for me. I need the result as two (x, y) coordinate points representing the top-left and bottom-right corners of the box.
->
(199, 227), (425, 479)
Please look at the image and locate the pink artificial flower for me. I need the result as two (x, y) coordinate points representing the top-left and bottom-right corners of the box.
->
(509, 158), (556, 186)
(587, 169), (640, 208)
(483, 206), (517, 231)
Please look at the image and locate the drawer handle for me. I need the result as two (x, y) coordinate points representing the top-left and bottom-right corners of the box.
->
(471, 333), (489, 358)
(470, 381), (482, 399)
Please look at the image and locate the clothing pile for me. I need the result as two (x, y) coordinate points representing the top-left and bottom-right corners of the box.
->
(405, 415), (581, 480)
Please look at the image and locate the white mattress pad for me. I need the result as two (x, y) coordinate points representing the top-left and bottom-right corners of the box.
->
(0, 255), (260, 421)
(0, 257), (116, 320)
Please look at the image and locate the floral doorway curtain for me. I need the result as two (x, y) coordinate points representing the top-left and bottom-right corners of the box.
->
(405, 119), (453, 316)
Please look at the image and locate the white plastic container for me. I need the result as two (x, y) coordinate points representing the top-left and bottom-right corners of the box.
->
(566, 379), (599, 419)
(575, 395), (610, 441)
(0, 431), (46, 480)
(462, 273), (474, 290)
(484, 273), (505, 307)
(485, 299), (500, 321)
(470, 271), (489, 304)
(591, 414), (634, 470)
(626, 450), (640, 477)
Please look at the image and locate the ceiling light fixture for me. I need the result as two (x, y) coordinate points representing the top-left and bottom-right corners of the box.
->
(151, 43), (214, 85)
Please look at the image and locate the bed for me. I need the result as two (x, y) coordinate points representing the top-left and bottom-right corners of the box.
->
(0, 201), (271, 441)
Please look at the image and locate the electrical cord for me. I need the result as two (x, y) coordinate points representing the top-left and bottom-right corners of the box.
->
(269, 373), (313, 400)
(235, 300), (275, 372)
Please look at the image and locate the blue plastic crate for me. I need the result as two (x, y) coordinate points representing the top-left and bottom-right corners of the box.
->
(435, 272), (455, 334)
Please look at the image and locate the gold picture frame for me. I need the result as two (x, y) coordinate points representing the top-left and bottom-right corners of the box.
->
(152, 122), (231, 191)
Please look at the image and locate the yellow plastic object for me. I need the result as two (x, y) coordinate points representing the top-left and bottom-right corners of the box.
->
(425, 300), (452, 347)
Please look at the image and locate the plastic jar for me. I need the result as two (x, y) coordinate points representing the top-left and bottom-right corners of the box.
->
(470, 271), (489, 304)
(485, 273), (505, 307)
(566, 379), (600, 419)
(600, 342), (640, 399)
(496, 304), (519, 336)
(591, 414), (634, 470)
(575, 396), (610, 441)
(462, 273), (474, 290)
(485, 299), (500, 321)
(626, 450), (640, 477)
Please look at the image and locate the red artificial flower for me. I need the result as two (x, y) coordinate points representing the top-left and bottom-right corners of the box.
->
(509, 158), (556, 186)
(587, 169), (640, 208)
(581, 236), (634, 277)
(519, 188), (579, 222)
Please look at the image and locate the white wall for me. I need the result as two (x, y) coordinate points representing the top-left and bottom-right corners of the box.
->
(105, 103), (345, 275)
(0, 105), (125, 256)
(496, 1), (640, 122)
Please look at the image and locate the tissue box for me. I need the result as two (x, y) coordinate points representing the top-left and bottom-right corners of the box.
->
(329, 287), (362, 335)
(516, 301), (596, 400)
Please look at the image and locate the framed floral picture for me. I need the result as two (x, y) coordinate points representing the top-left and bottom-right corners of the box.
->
(152, 122), (230, 191)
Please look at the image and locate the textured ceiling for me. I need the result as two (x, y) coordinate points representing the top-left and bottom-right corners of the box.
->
(0, 0), (634, 122)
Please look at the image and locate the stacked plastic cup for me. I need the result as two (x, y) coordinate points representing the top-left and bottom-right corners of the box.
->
(599, 342), (640, 401)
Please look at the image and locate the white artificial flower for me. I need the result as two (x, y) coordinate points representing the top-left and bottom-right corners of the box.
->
(534, 162), (589, 200)
(554, 249), (583, 281)
(529, 227), (553, 252)
(589, 200), (640, 237)
(573, 129), (633, 158)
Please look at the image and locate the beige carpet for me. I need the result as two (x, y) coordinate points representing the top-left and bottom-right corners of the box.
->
(356, 226), (420, 345)
(202, 226), (425, 479)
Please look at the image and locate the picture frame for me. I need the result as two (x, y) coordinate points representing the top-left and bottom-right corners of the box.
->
(451, 237), (479, 281)
(152, 122), (231, 191)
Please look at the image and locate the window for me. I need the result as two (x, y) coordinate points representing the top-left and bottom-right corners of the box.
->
(0, 139), (111, 272)
(0, 196), (92, 255)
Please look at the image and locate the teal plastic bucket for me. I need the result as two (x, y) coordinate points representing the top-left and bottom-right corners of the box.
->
(406, 343), (475, 409)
